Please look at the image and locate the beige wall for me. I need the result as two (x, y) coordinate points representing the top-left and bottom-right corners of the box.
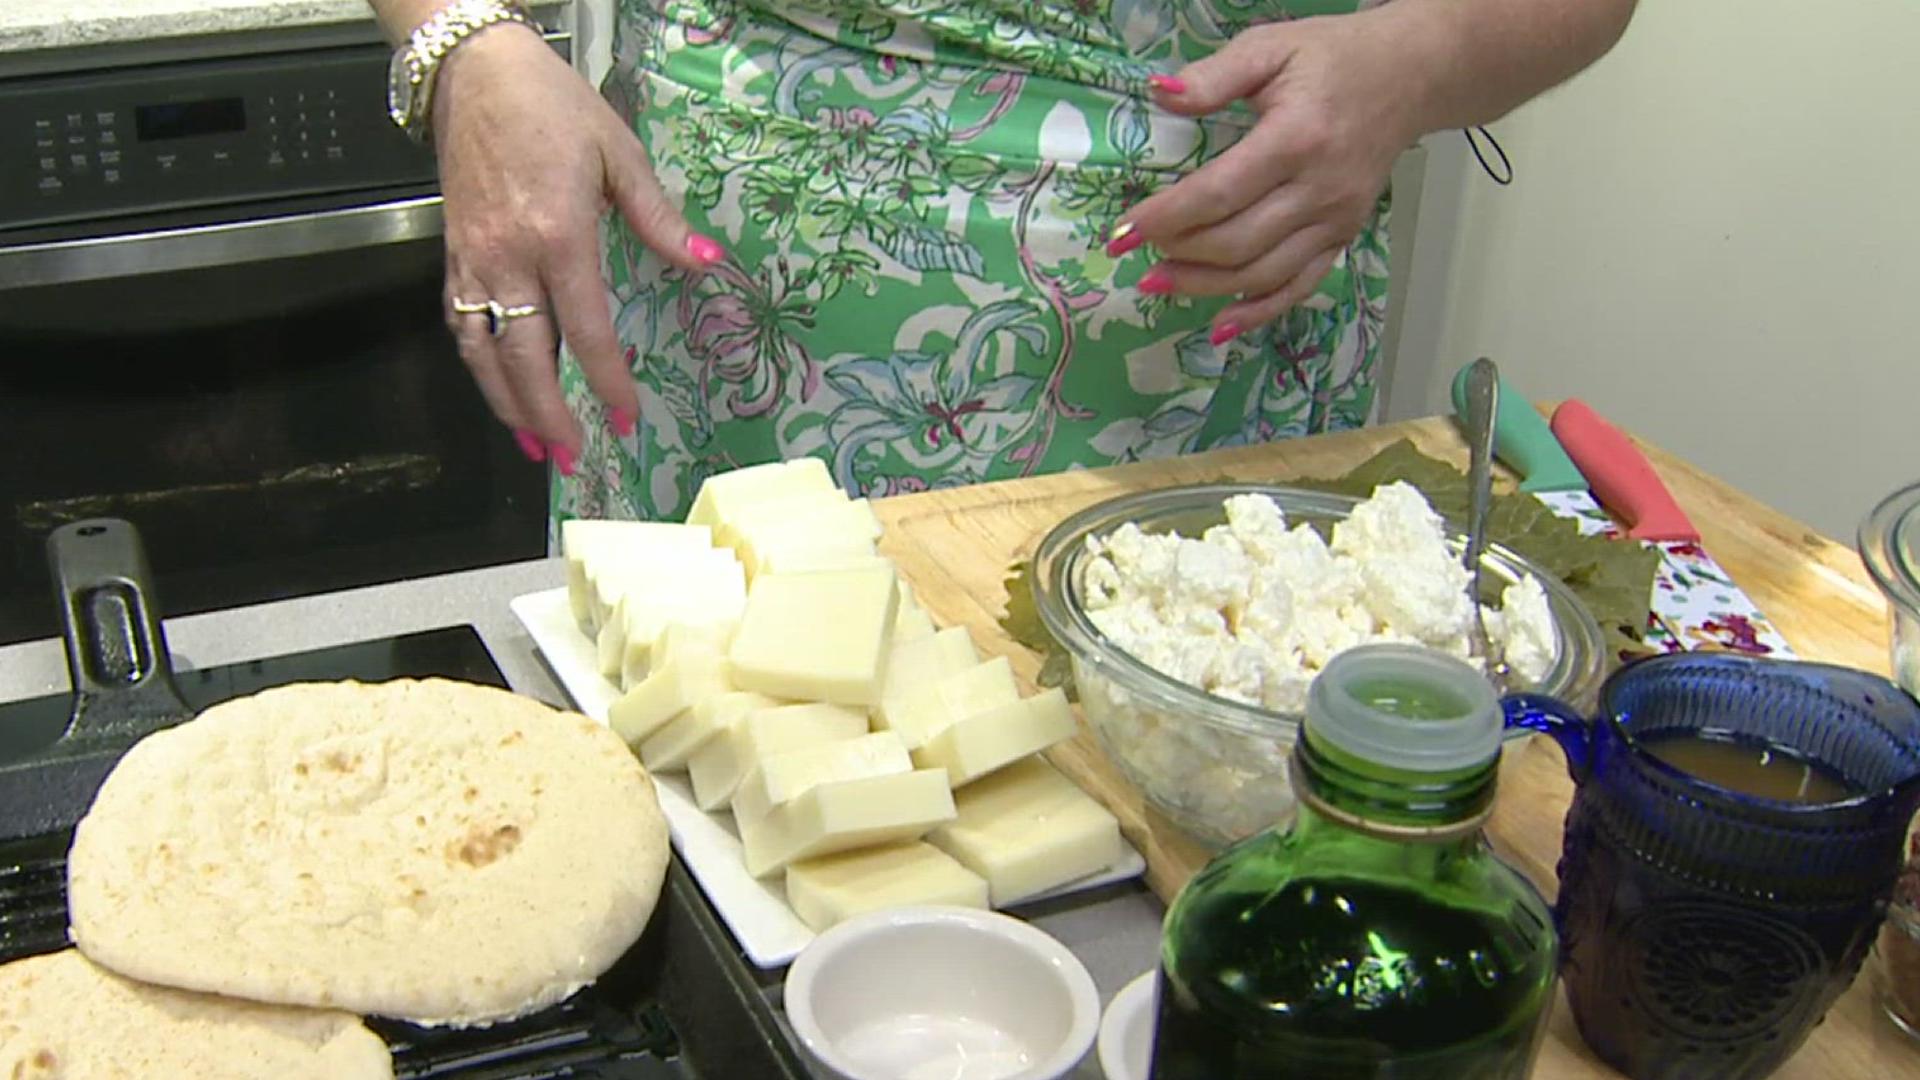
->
(1390, 0), (1920, 542)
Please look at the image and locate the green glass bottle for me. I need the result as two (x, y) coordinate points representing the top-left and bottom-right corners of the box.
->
(1151, 644), (1558, 1079)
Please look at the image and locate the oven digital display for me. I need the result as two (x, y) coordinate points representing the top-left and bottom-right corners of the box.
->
(135, 98), (247, 141)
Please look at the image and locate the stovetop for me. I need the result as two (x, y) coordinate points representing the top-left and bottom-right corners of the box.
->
(0, 624), (506, 761)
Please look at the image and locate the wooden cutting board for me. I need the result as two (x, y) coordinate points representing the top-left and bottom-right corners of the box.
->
(871, 416), (1914, 1079)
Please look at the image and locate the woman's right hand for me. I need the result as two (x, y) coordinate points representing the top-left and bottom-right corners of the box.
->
(429, 25), (724, 471)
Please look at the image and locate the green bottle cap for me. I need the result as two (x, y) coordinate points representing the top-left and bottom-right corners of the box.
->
(1306, 644), (1502, 774)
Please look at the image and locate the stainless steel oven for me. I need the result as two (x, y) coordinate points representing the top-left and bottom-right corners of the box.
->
(0, 23), (570, 645)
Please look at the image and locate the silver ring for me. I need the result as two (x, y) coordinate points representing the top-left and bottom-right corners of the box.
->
(451, 296), (540, 339)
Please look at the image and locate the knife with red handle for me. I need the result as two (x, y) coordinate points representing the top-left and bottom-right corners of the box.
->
(1549, 399), (1699, 542)
(1549, 397), (1791, 656)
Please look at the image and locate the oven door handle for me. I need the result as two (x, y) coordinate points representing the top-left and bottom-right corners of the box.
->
(0, 195), (444, 290)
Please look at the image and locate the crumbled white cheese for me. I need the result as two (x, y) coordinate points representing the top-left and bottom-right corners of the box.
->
(1075, 483), (1562, 845)
(1082, 483), (1554, 706)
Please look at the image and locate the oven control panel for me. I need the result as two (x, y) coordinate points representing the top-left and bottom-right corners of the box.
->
(1, 35), (565, 236)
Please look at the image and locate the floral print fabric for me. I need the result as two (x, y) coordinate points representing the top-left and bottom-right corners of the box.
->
(554, 0), (1387, 522)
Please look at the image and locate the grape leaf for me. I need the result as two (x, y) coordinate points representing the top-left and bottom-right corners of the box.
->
(996, 440), (1660, 692)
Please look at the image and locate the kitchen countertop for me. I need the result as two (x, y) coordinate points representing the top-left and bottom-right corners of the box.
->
(0, 411), (1906, 1077)
(0, 0), (377, 54)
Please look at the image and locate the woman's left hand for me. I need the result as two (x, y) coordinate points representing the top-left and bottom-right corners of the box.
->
(1111, 9), (1433, 344)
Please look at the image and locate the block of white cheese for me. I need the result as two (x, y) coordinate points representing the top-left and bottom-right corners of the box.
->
(734, 500), (884, 579)
(607, 629), (731, 746)
(731, 730), (913, 826)
(912, 686), (1076, 787)
(613, 560), (747, 689)
(592, 548), (745, 681)
(876, 627), (979, 704)
(712, 487), (856, 551)
(562, 520), (712, 633)
(877, 655), (1020, 750)
(639, 690), (779, 773)
(756, 551), (893, 576)
(785, 842), (989, 932)
(738, 768), (957, 877)
(728, 566), (898, 705)
(928, 756), (1126, 906)
(686, 457), (835, 529)
(894, 604), (937, 642)
(686, 702), (869, 811)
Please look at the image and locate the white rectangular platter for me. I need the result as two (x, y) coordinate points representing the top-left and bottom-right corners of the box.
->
(511, 586), (1146, 969)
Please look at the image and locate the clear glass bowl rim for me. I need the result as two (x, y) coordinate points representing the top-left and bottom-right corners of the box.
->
(1861, 479), (1920, 622)
(1030, 482), (1608, 741)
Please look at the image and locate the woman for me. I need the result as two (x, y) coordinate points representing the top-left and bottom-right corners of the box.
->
(372, 0), (1633, 523)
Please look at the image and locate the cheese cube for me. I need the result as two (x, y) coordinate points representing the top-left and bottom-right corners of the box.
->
(585, 543), (734, 634)
(928, 756), (1125, 906)
(728, 567), (898, 705)
(738, 768), (957, 877)
(615, 568), (748, 689)
(565, 521), (714, 633)
(735, 502), (884, 579)
(894, 604), (937, 642)
(686, 702), (868, 811)
(607, 636), (730, 746)
(713, 488), (854, 551)
(732, 731), (913, 825)
(742, 535), (879, 583)
(592, 549), (745, 680)
(785, 842), (988, 932)
(757, 551), (894, 575)
(877, 656), (1020, 750)
(912, 687), (1076, 787)
(639, 690), (778, 772)
(877, 628), (980, 703)
(686, 457), (835, 529)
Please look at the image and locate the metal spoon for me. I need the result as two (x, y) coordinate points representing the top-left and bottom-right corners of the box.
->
(1461, 357), (1512, 693)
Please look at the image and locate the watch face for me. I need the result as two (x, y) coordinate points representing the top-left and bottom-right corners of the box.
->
(387, 48), (416, 130)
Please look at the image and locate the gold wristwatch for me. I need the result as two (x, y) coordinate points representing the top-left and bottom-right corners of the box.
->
(386, 0), (540, 144)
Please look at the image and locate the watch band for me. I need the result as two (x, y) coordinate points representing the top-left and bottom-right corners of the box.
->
(388, 0), (540, 143)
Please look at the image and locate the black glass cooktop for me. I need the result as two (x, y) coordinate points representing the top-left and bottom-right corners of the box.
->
(0, 625), (504, 763)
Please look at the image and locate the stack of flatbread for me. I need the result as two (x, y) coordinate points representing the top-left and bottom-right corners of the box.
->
(0, 679), (671, 1079)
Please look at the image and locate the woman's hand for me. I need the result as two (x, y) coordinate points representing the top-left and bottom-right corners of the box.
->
(431, 26), (723, 469)
(1109, 9), (1432, 345)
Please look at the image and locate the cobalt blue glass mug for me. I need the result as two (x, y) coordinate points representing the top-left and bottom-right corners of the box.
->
(1506, 652), (1920, 1080)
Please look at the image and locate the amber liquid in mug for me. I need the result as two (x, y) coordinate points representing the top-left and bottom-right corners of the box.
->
(1641, 731), (1859, 804)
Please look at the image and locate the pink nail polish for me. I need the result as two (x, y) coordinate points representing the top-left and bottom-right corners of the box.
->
(609, 407), (636, 437)
(686, 234), (726, 266)
(550, 444), (577, 477)
(1138, 266), (1176, 296)
(1210, 322), (1243, 346)
(1148, 74), (1188, 95)
(1105, 222), (1144, 258)
(513, 429), (546, 463)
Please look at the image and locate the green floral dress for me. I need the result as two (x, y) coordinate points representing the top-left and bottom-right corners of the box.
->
(554, 0), (1388, 522)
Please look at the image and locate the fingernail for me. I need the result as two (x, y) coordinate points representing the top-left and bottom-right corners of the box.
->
(1147, 74), (1188, 95)
(686, 233), (726, 266)
(1138, 266), (1176, 295)
(609, 406), (636, 437)
(513, 429), (547, 463)
(550, 444), (577, 477)
(1210, 322), (1243, 346)
(1105, 222), (1143, 258)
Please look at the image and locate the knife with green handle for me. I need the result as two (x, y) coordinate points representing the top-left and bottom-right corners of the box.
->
(1448, 365), (1589, 493)
(1447, 363), (1793, 656)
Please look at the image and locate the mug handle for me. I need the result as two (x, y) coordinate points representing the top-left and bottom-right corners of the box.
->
(1502, 693), (1593, 780)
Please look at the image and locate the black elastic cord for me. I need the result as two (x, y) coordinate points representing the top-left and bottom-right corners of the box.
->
(1464, 126), (1513, 186)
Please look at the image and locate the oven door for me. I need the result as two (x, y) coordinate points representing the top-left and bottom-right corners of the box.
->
(0, 191), (548, 645)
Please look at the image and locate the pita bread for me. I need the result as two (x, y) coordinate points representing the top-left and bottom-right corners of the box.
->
(0, 948), (391, 1079)
(67, 679), (669, 1028)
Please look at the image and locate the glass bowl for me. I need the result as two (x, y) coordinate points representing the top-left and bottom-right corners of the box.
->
(1031, 483), (1607, 849)
(1861, 480), (1920, 698)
